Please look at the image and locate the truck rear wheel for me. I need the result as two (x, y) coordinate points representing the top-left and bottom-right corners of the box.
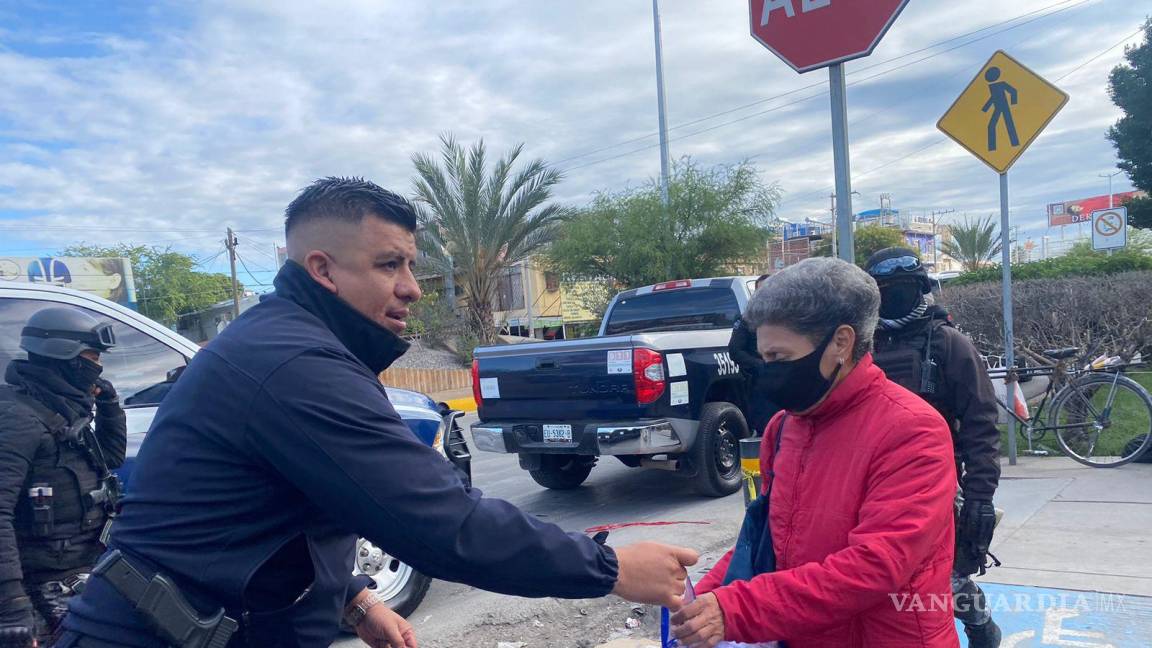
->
(529, 455), (595, 490)
(692, 402), (748, 497)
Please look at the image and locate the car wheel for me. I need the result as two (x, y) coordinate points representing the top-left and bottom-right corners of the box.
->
(529, 455), (595, 490)
(346, 538), (431, 627)
(692, 402), (748, 497)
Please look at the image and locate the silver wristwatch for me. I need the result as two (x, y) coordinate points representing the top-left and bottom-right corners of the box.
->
(344, 591), (384, 627)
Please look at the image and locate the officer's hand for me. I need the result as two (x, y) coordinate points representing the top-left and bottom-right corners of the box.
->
(93, 378), (118, 403)
(611, 542), (699, 608)
(355, 604), (417, 648)
(671, 592), (726, 648)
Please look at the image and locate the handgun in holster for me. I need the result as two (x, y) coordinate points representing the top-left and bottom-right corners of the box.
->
(86, 474), (123, 515)
(92, 550), (238, 648)
(28, 484), (54, 536)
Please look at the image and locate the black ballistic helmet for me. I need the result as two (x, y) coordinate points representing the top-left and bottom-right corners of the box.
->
(864, 247), (932, 294)
(20, 307), (116, 360)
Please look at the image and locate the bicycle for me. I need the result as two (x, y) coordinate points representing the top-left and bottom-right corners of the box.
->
(989, 346), (1152, 467)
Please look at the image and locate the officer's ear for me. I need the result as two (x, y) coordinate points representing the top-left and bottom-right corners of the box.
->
(302, 250), (340, 296)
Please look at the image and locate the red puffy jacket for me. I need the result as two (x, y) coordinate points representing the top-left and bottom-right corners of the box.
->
(697, 355), (959, 647)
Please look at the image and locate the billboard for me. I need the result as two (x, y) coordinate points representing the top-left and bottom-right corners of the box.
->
(1047, 191), (1142, 227)
(0, 256), (137, 307)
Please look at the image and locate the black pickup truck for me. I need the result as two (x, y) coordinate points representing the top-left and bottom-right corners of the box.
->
(469, 277), (758, 496)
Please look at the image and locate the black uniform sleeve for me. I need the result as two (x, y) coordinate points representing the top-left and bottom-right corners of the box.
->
(249, 350), (619, 600)
(93, 394), (127, 470)
(728, 319), (761, 373)
(0, 402), (43, 623)
(940, 328), (1001, 500)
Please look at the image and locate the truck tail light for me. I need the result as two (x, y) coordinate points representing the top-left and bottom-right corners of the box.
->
(652, 280), (691, 292)
(471, 359), (482, 408)
(633, 348), (666, 405)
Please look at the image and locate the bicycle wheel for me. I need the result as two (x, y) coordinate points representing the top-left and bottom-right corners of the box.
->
(1048, 373), (1152, 467)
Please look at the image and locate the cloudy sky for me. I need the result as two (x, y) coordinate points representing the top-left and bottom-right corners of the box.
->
(0, 0), (1145, 289)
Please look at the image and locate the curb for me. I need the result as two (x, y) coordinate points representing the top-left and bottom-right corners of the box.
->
(444, 396), (477, 412)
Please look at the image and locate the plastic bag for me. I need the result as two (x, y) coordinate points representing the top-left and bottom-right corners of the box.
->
(661, 578), (778, 648)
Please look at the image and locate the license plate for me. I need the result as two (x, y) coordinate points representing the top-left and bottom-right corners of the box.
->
(542, 424), (573, 443)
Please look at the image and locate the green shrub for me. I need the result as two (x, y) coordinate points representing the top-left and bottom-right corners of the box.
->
(950, 246), (1152, 286)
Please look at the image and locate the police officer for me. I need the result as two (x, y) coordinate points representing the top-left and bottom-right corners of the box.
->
(866, 248), (1002, 648)
(0, 308), (126, 646)
(58, 177), (697, 648)
(728, 274), (778, 435)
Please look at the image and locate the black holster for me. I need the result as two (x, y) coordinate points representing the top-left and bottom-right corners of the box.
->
(91, 551), (237, 648)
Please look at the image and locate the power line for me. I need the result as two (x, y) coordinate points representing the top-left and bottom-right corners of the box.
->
(554, 0), (1093, 170)
(235, 252), (275, 286)
(1054, 27), (1143, 82)
(776, 25), (1138, 213)
(193, 247), (228, 268)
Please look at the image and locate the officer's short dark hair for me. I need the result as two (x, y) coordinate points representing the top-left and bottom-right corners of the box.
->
(285, 177), (417, 236)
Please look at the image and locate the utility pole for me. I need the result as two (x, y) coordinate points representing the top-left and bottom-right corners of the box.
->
(226, 227), (240, 318)
(523, 258), (534, 338)
(929, 208), (955, 269)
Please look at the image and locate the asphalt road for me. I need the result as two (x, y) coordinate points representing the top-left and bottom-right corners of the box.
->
(335, 413), (748, 647)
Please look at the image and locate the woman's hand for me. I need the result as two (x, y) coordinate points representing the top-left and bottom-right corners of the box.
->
(671, 592), (726, 648)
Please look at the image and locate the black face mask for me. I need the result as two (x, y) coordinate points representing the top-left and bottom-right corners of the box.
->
(878, 283), (924, 320)
(66, 355), (104, 393)
(759, 329), (842, 413)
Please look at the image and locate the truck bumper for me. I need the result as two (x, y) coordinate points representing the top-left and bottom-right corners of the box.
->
(471, 418), (697, 456)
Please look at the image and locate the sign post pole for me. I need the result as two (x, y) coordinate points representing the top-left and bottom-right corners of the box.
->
(936, 50), (1069, 467)
(829, 63), (855, 264)
(747, 0), (910, 267)
(1000, 172), (1017, 466)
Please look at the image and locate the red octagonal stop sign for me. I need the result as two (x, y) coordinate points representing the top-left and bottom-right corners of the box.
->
(749, 0), (911, 73)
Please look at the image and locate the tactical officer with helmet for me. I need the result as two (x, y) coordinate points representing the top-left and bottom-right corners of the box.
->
(865, 248), (1002, 648)
(0, 308), (126, 647)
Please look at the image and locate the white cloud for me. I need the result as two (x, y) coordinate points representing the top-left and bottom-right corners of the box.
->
(0, 0), (1145, 261)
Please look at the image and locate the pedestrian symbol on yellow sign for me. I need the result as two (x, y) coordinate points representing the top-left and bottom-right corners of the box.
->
(938, 50), (1068, 173)
(982, 67), (1018, 151)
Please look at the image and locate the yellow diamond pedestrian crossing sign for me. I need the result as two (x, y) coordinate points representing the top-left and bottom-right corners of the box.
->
(937, 50), (1068, 173)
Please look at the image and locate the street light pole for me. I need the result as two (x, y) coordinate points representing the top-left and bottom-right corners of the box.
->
(651, 0), (673, 276)
(1099, 170), (1122, 208)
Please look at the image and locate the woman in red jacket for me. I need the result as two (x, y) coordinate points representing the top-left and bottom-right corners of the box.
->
(673, 257), (960, 648)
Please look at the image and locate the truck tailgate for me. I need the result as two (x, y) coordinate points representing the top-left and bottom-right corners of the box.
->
(474, 337), (646, 421)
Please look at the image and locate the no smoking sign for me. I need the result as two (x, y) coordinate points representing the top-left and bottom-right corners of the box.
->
(1091, 207), (1127, 251)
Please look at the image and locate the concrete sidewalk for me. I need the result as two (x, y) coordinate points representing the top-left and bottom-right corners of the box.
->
(987, 456), (1152, 596)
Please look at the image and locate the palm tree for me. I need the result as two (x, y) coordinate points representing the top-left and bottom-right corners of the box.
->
(411, 135), (569, 342)
(942, 215), (1003, 272)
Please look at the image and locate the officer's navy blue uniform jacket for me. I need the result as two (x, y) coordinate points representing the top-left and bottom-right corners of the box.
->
(61, 260), (619, 647)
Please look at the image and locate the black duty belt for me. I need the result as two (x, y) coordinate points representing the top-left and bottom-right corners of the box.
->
(91, 550), (238, 648)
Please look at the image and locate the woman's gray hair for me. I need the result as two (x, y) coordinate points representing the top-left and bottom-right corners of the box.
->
(744, 257), (880, 360)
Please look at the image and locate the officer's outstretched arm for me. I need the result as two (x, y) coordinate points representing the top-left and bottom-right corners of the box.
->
(252, 349), (619, 600)
(0, 402), (45, 627)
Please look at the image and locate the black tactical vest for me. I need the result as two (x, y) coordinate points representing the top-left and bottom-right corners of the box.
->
(0, 387), (111, 578)
(873, 319), (952, 422)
